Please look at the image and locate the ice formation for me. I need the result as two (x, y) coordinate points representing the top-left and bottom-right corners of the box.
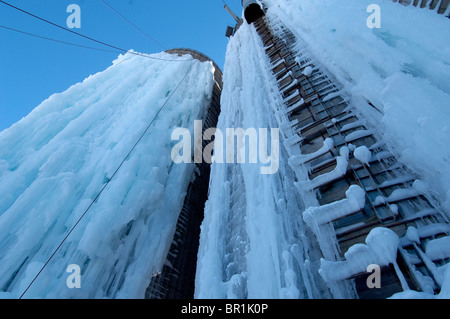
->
(1, 0), (449, 300)
(0, 51), (215, 298)
(195, 22), (320, 299)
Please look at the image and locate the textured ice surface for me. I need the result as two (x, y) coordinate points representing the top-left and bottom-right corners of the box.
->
(0, 51), (215, 298)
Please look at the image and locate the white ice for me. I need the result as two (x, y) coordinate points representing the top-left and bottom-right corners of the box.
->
(195, 22), (326, 299)
(0, 51), (215, 298)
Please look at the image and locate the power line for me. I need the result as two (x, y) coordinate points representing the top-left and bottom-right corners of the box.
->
(19, 63), (194, 299)
(0, 24), (121, 54)
(0, 0), (192, 62)
(0, 0), (124, 52)
(99, 0), (166, 51)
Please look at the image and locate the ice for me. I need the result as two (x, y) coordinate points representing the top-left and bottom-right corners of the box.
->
(344, 130), (373, 143)
(296, 146), (349, 191)
(303, 185), (366, 228)
(353, 146), (372, 166)
(1, 0), (450, 300)
(322, 91), (342, 102)
(373, 196), (386, 206)
(195, 22), (325, 299)
(0, 51), (215, 298)
(439, 267), (450, 299)
(406, 227), (420, 244)
(376, 176), (415, 189)
(267, 0), (450, 214)
(319, 227), (400, 282)
(415, 223), (450, 239)
(302, 66), (313, 77)
(283, 89), (300, 104)
(281, 79), (298, 92)
(425, 237), (450, 262)
(341, 122), (363, 133)
(266, 0), (450, 299)
(387, 187), (421, 203)
(391, 266), (450, 299)
(289, 138), (334, 166)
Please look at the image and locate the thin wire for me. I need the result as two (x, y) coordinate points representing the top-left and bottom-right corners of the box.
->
(0, 25), (121, 53)
(0, 0), (192, 62)
(99, 0), (166, 51)
(18, 63), (194, 299)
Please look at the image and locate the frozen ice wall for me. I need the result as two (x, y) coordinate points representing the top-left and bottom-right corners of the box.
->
(266, 0), (450, 213)
(0, 51), (215, 298)
(196, 0), (450, 299)
(195, 23), (330, 299)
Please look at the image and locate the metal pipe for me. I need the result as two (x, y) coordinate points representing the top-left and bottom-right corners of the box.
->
(224, 4), (241, 24)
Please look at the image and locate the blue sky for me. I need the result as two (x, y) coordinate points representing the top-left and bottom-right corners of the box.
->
(0, 0), (243, 132)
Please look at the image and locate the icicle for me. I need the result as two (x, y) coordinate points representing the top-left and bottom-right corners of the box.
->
(302, 184), (366, 227)
(296, 146), (349, 191)
(289, 138), (334, 166)
(393, 260), (410, 291)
